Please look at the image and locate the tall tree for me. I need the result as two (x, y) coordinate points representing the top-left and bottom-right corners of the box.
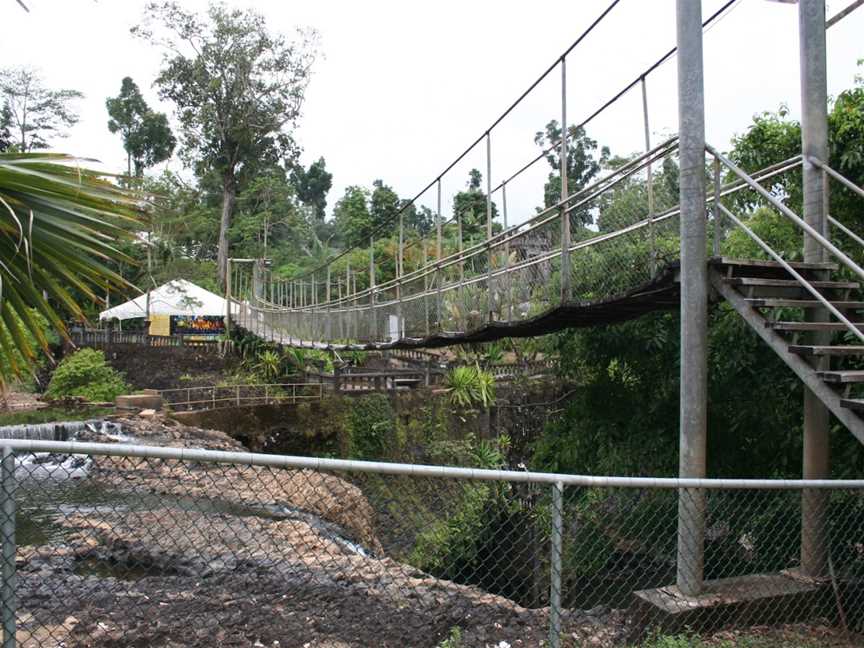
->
(0, 67), (83, 152)
(332, 185), (372, 248)
(370, 179), (400, 229)
(133, 1), (319, 286)
(0, 104), (12, 152)
(106, 76), (176, 177)
(291, 156), (332, 222)
(535, 120), (608, 225)
(452, 169), (498, 240)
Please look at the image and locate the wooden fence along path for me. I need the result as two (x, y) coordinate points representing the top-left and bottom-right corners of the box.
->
(70, 329), (226, 352)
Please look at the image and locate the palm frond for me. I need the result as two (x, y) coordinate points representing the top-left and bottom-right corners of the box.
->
(0, 153), (142, 385)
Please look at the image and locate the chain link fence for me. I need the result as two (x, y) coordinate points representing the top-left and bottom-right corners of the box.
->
(1, 441), (863, 647)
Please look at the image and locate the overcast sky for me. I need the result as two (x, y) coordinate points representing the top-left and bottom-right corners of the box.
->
(2, 0), (863, 227)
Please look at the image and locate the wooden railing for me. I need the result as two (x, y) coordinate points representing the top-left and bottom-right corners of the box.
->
(334, 365), (445, 392)
(70, 329), (224, 351)
(158, 383), (324, 412)
(487, 360), (555, 381)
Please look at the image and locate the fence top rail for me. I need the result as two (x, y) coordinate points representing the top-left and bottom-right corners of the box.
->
(3, 439), (864, 490)
(158, 383), (322, 395)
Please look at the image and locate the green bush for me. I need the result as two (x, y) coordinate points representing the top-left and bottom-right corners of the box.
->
(347, 394), (394, 460)
(45, 349), (129, 402)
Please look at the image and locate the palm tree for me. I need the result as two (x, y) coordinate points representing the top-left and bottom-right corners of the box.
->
(0, 152), (140, 384)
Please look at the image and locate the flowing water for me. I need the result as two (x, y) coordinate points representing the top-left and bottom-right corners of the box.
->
(1, 419), (371, 557)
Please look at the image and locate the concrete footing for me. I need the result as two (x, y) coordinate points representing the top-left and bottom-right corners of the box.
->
(631, 572), (828, 635)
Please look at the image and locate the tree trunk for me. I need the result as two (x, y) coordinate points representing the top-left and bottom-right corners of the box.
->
(217, 169), (237, 287)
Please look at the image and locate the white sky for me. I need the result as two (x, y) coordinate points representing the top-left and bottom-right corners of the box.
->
(2, 0), (863, 228)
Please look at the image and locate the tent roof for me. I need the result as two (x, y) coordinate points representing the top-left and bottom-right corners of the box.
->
(99, 279), (226, 321)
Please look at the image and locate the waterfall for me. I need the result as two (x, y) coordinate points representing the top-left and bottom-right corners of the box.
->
(0, 420), (92, 441)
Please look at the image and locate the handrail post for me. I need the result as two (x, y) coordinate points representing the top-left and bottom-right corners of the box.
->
(422, 242), (430, 338)
(225, 258), (232, 340)
(548, 481), (563, 648)
(346, 262), (352, 342)
(559, 57), (571, 304)
(369, 237), (377, 344)
(436, 179), (443, 332)
(503, 181), (512, 321)
(713, 156), (722, 256)
(641, 75), (657, 277)
(327, 268), (333, 342)
(458, 212), (464, 329)
(486, 131), (495, 321)
(397, 213), (404, 340)
(2, 446), (18, 648)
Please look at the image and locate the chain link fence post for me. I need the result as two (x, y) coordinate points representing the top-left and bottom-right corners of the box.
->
(1, 447), (17, 648)
(548, 480), (563, 648)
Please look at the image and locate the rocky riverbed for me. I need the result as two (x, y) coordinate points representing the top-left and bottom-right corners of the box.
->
(13, 415), (633, 647)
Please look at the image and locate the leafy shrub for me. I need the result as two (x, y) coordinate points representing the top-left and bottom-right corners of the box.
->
(46, 349), (129, 402)
(444, 365), (495, 409)
(347, 394), (394, 459)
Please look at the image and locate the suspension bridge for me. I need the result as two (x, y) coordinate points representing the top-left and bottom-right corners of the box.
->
(223, 0), (864, 607)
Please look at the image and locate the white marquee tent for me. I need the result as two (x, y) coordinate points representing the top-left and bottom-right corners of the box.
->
(99, 279), (226, 321)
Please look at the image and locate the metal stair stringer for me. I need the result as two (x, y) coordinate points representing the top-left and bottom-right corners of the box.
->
(710, 268), (864, 445)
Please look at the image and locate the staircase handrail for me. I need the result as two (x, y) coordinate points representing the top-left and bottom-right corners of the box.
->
(808, 156), (864, 200)
(716, 203), (864, 344)
(707, 145), (864, 286)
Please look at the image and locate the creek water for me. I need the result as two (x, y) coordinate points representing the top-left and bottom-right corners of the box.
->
(2, 420), (371, 560)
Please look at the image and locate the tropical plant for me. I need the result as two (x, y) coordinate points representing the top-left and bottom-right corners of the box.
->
(45, 349), (129, 402)
(253, 349), (283, 382)
(444, 364), (496, 409)
(0, 153), (139, 384)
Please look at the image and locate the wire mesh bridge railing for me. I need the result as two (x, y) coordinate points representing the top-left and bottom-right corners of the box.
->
(2, 441), (863, 647)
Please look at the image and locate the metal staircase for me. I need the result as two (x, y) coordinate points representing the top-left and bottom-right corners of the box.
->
(710, 257), (864, 445)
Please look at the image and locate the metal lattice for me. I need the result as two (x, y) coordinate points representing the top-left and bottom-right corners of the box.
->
(2, 442), (863, 647)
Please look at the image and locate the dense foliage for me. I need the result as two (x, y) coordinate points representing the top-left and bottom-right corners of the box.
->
(45, 349), (129, 402)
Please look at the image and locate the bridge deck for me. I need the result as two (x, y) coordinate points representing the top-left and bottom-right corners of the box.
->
(238, 262), (682, 351)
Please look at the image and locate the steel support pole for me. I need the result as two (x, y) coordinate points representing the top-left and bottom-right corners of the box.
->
(346, 262), (352, 341)
(641, 76), (657, 277)
(369, 238), (376, 343)
(422, 243), (430, 337)
(2, 447), (17, 648)
(397, 214), (404, 339)
(457, 213), (465, 329)
(799, 0), (830, 579)
(548, 481), (563, 648)
(559, 58), (571, 303)
(486, 132), (495, 320)
(676, 0), (708, 598)
(713, 157), (722, 256)
(503, 182), (512, 321)
(225, 259), (232, 340)
(436, 179), (443, 332)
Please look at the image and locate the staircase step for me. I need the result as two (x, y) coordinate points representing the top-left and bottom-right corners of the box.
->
(841, 398), (864, 413)
(789, 345), (864, 357)
(747, 298), (864, 309)
(817, 370), (864, 383)
(711, 257), (839, 272)
(767, 321), (864, 332)
(725, 277), (859, 290)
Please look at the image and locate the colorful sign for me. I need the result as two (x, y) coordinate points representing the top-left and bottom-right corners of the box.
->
(170, 315), (225, 337)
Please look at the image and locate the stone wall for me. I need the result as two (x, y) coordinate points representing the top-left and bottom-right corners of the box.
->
(97, 344), (236, 391)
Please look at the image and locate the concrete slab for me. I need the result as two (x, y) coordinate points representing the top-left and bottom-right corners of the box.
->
(115, 393), (163, 411)
(631, 572), (829, 635)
